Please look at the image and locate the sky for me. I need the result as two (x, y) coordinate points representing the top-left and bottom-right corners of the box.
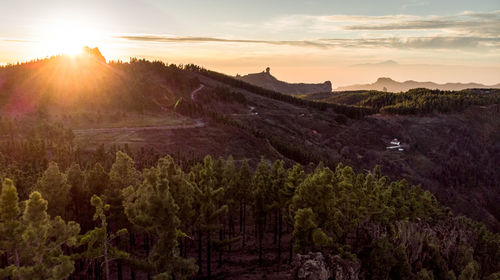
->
(1, 0), (500, 87)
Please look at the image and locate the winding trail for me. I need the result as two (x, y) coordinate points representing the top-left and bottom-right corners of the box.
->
(191, 84), (205, 101)
(73, 119), (206, 135)
(74, 85), (210, 135)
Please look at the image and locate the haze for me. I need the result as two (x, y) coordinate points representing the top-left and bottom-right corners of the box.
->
(1, 0), (500, 87)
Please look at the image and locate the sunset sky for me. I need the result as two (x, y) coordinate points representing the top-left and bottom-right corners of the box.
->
(1, 0), (500, 87)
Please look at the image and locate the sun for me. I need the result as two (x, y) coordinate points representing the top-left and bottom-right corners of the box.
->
(39, 19), (104, 56)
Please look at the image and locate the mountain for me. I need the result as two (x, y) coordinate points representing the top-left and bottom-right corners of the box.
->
(1, 56), (500, 279)
(236, 67), (332, 95)
(354, 60), (399, 67)
(2, 56), (500, 232)
(336, 77), (500, 92)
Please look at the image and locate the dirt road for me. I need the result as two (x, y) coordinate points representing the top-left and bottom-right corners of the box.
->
(73, 119), (206, 135)
(191, 84), (205, 101)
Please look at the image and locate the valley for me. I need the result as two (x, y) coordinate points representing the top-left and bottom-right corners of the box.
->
(1, 55), (499, 279)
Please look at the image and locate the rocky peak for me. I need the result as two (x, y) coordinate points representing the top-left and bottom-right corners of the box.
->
(237, 68), (332, 95)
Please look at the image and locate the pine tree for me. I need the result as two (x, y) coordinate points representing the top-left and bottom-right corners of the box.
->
(218, 155), (239, 265)
(36, 162), (71, 218)
(109, 151), (141, 190)
(283, 164), (305, 264)
(270, 160), (288, 267)
(236, 160), (251, 247)
(80, 195), (129, 280)
(458, 261), (480, 280)
(155, 156), (196, 257)
(293, 208), (331, 254)
(85, 162), (109, 196)
(252, 158), (272, 267)
(123, 161), (197, 279)
(291, 165), (335, 231)
(222, 156), (238, 237)
(106, 151), (140, 228)
(18, 191), (80, 279)
(189, 155), (228, 277)
(66, 163), (90, 224)
(0, 179), (22, 277)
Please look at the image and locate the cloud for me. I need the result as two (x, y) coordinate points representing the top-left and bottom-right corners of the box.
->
(117, 35), (333, 48)
(1, 38), (33, 43)
(115, 10), (500, 53)
(117, 35), (500, 51)
(343, 10), (500, 37)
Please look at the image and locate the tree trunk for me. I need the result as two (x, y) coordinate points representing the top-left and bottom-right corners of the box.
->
(239, 201), (243, 233)
(15, 248), (22, 280)
(103, 225), (110, 280)
(207, 231), (211, 277)
(273, 210), (278, 244)
(278, 208), (283, 270)
(179, 238), (184, 258)
(242, 202), (246, 248)
(117, 260), (123, 280)
(289, 236), (294, 264)
(218, 229), (223, 268)
(198, 229), (203, 274)
(144, 234), (150, 255)
(258, 223), (263, 267)
(129, 233), (136, 280)
(145, 234), (151, 280)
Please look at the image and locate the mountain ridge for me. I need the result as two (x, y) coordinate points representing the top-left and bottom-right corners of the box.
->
(336, 77), (500, 92)
(236, 67), (332, 95)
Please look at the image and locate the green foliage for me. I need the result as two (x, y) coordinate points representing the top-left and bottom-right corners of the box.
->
(418, 269), (435, 280)
(307, 88), (500, 115)
(109, 151), (141, 190)
(390, 244), (413, 279)
(85, 162), (109, 196)
(293, 208), (332, 254)
(458, 261), (480, 280)
(0, 184), (80, 280)
(79, 195), (129, 280)
(36, 162), (71, 218)
(123, 157), (197, 279)
(486, 273), (500, 280)
(1, 149), (500, 279)
(0, 179), (22, 271)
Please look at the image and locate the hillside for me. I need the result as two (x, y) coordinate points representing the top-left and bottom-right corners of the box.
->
(1, 55), (500, 279)
(236, 67), (332, 95)
(2, 54), (500, 231)
(336, 77), (500, 92)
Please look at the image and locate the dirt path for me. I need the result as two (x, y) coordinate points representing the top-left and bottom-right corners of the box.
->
(74, 85), (210, 135)
(191, 84), (205, 101)
(73, 119), (206, 135)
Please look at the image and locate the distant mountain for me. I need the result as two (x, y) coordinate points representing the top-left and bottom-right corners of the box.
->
(354, 60), (399, 67)
(236, 67), (332, 95)
(336, 77), (500, 92)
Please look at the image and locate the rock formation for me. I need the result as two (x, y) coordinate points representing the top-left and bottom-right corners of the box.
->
(237, 68), (332, 95)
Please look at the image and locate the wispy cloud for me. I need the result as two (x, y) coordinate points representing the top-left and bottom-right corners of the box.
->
(117, 35), (330, 48)
(1, 38), (33, 43)
(117, 35), (500, 51)
(230, 10), (500, 37)
(343, 10), (500, 37)
(116, 10), (500, 53)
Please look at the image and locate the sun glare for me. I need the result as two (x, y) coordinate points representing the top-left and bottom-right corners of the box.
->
(39, 19), (104, 56)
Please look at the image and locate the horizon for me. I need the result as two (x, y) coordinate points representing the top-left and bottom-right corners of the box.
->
(1, 0), (500, 86)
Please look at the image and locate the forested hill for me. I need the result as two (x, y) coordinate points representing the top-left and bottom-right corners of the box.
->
(303, 88), (500, 115)
(1, 153), (499, 279)
(1, 54), (500, 278)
